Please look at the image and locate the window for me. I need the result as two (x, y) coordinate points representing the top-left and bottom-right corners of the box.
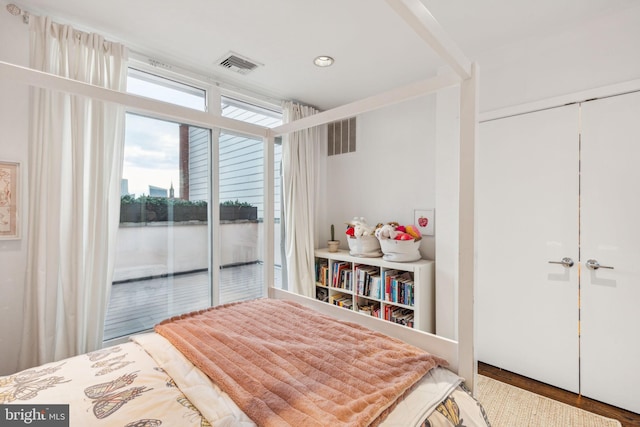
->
(219, 96), (283, 301)
(103, 73), (283, 342)
(127, 68), (206, 110)
(104, 70), (210, 342)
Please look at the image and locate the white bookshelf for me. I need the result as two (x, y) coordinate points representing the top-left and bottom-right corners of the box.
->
(314, 248), (435, 333)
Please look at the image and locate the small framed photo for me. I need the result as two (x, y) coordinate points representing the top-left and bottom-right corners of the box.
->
(414, 208), (434, 236)
(0, 161), (20, 240)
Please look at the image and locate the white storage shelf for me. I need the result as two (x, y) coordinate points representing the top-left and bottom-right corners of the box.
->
(314, 248), (435, 333)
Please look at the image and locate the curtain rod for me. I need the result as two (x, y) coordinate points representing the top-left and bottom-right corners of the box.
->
(6, 4), (29, 24)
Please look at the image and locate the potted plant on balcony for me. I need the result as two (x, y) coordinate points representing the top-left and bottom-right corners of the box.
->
(172, 199), (208, 221)
(219, 200), (257, 221)
(119, 195), (208, 223)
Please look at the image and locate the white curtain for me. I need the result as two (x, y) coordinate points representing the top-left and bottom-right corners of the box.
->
(19, 16), (128, 369)
(282, 102), (322, 297)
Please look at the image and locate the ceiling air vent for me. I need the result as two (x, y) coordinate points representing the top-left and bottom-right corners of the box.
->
(217, 52), (261, 75)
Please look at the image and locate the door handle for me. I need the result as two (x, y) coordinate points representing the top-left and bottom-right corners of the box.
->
(585, 259), (614, 270)
(548, 257), (574, 268)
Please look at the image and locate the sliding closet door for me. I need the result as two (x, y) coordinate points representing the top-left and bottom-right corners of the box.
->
(477, 105), (580, 393)
(580, 92), (640, 414)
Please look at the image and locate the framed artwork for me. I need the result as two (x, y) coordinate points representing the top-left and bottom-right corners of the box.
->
(0, 161), (20, 240)
(414, 208), (434, 236)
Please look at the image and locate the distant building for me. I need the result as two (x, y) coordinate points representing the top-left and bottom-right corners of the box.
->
(149, 185), (167, 197)
(121, 179), (129, 196)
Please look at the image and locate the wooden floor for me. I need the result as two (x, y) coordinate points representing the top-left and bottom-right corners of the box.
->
(479, 362), (640, 427)
(104, 263), (280, 341)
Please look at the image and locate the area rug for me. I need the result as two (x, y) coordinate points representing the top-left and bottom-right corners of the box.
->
(476, 375), (622, 427)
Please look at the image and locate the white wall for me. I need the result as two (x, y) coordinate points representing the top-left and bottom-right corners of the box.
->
(477, 5), (640, 113)
(0, 8), (29, 375)
(323, 96), (437, 259)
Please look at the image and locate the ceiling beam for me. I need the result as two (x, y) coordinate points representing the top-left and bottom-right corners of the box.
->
(271, 72), (460, 136)
(386, 0), (471, 80)
(0, 60), (270, 138)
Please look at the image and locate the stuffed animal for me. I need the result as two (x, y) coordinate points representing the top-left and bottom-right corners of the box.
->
(346, 217), (376, 237)
(375, 223), (398, 240)
(405, 225), (422, 241)
(350, 217), (376, 237)
(394, 232), (414, 241)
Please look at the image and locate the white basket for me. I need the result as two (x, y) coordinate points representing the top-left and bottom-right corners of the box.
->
(347, 235), (382, 257)
(379, 238), (421, 262)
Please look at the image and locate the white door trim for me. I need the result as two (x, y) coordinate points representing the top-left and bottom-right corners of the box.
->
(479, 79), (640, 123)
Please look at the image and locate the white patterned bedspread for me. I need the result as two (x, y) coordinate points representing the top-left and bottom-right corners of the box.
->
(1, 333), (490, 427)
(0, 339), (209, 427)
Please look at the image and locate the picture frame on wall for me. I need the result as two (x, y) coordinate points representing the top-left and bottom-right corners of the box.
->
(414, 208), (434, 236)
(0, 160), (20, 240)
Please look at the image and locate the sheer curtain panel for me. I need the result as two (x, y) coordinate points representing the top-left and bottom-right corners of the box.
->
(19, 16), (128, 369)
(282, 102), (322, 297)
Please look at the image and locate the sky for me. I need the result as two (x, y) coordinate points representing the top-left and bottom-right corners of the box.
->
(123, 114), (181, 197)
(121, 71), (283, 200)
(122, 74), (206, 198)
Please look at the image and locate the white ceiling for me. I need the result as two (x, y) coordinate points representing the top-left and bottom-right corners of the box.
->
(10, 0), (639, 110)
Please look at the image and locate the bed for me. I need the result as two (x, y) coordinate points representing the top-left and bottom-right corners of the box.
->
(1, 298), (489, 427)
(1, 0), (482, 425)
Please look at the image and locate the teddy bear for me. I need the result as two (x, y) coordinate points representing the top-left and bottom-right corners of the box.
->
(374, 223), (398, 240)
(349, 217), (376, 237)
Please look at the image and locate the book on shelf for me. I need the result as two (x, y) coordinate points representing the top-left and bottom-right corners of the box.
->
(330, 294), (353, 309)
(369, 274), (382, 300)
(357, 302), (379, 318)
(315, 259), (329, 286)
(355, 265), (380, 298)
(383, 270), (399, 301)
(341, 269), (352, 291)
(384, 271), (414, 306)
(358, 303), (372, 316)
(384, 305), (414, 328)
(315, 287), (328, 302)
(332, 261), (351, 289)
(372, 305), (381, 319)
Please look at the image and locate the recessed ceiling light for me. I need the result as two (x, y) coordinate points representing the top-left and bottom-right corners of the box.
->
(314, 56), (334, 67)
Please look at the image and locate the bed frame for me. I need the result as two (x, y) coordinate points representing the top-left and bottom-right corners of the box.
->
(0, 0), (478, 391)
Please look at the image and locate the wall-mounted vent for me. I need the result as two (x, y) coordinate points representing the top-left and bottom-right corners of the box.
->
(328, 117), (356, 156)
(217, 52), (261, 75)
(147, 58), (173, 70)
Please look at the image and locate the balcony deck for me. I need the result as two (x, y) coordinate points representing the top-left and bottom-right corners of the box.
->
(104, 263), (281, 341)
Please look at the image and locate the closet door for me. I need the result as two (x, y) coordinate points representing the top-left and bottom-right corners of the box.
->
(580, 92), (640, 413)
(477, 105), (580, 393)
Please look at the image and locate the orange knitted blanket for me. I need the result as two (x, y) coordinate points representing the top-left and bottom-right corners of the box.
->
(155, 299), (446, 427)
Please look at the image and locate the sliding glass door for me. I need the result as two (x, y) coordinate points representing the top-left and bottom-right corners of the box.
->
(220, 97), (283, 297)
(104, 114), (212, 341)
(104, 69), (211, 341)
(103, 73), (283, 341)
(218, 130), (265, 304)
